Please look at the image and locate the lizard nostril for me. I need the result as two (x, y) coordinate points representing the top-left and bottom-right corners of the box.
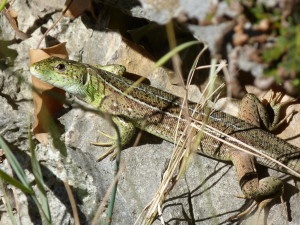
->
(35, 66), (40, 70)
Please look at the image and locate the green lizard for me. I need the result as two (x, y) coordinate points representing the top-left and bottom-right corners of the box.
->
(30, 57), (300, 219)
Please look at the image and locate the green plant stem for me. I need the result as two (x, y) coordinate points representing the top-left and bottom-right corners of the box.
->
(0, 0), (7, 11)
(106, 122), (122, 225)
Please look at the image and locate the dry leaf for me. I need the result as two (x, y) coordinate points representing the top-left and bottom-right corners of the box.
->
(29, 43), (68, 144)
(63, 0), (95, 19)
(2, 8), (30, 40)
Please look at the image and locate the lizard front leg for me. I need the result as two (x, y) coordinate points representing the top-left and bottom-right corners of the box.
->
(90, 64), (135, 160)
(93, 116), (136, 161)
(93, 64), (126, 76)
(239, 92), (296, 131)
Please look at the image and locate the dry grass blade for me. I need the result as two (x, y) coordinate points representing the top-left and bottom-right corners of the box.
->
(36, 0), (74, 48)
(91, 163), (126, 225)
(136, 58), (221, 225)
(124, 40), (201, 95)
(190, 120), (300, 178)
(64, 181), (80, 225)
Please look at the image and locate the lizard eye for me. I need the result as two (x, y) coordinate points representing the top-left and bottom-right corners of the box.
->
(55, 63), (66, 72)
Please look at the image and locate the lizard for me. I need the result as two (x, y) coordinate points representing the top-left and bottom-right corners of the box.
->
(30, 56), (300, 220)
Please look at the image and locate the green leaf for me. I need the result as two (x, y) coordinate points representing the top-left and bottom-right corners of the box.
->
(0, 178), (18, 225)
(0, 137), (33, 192)
(28, 117), (51, 223)
(154, 40), (201, 69)
(0, 169), (32, 194)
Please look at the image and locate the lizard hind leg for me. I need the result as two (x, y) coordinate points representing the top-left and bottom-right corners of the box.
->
(229, 151), (284, 221)
(232, 92), (292, 221)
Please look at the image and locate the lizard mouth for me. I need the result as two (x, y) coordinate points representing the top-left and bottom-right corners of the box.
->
(30, 65), (44, 80)
(30, 65), (58, 86)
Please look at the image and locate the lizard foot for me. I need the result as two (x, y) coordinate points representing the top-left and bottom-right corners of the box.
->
(96, 146), (117, 161)
(91, 130), (115, 147)
(230, 152), (287, 222)
(227, 198), (272, 222)
(91, 130), (118, 161)
(228, 193), (288, 222)
(92, 116), (136, 162)
(92, 115), (136, 161)
(227, 200), (256, 221)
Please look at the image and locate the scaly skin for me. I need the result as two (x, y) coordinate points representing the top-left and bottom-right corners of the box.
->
(30, 57), (300, 203)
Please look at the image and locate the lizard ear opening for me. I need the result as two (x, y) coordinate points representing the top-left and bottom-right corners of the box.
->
(82, 72), (90, 86)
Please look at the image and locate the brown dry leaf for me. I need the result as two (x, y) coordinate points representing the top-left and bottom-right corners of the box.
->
(29, 43), (68, 145)
(8, 9), (17, 18)
(63, 0), (95, 19)
(2, 8), (30, 40)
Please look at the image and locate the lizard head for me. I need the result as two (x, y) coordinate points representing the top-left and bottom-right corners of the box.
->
(30, 57), (91, 98)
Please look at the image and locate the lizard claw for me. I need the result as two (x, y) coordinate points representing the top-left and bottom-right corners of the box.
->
(268, 91), (297, 108)
(235, 195), (250, 199)
(227, 201), (256, 221)
(228, 193), (288, 222)
(96, 146), (117, 161)
(91, 130), (118, 161)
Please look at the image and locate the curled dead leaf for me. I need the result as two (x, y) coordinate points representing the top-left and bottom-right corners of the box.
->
(2, 8), (30, 40)
(63, 0), (95, 19)
(29, 43), (68, 144)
